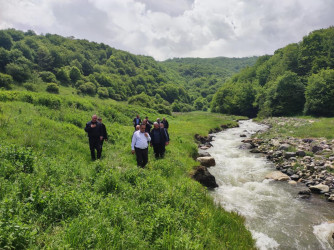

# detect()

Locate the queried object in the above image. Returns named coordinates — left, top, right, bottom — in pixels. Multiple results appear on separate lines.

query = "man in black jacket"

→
left=133, top=114, right=141, bottom=129
left=150, top=122, right=168, bottom=159
left=85, top=115, right=103, bottom=160
left=97, top=117, right=108, bottom=155
left=162, top=117, right=169, bottom=130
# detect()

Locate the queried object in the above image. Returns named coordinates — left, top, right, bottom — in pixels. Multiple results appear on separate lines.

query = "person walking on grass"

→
left=131, top=124, right=151, bottom=168
left=97, top=117, right=108, bottom=155
left=150, top=122, right=168, bottom=159
left=133, top=114, right=141, bottom=129
left=85, top=114, right=103, bottom=160
left=159, top=122, right=170, bottom=156
left=162, top=117, right=169, bottom=130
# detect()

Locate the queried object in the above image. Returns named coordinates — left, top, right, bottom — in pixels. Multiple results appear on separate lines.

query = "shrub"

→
left=97, top=87, right=109, bottom=99
left=39, top=71, right=57, bottom=83
left=23, top=82, right=37, bottom=92
left=0, top=73, right=13, bottom=89
left=46, top=82, right=60, bottom=94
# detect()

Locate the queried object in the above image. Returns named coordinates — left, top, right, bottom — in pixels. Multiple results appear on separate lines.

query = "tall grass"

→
left=0, top=91, right=254, bottom=249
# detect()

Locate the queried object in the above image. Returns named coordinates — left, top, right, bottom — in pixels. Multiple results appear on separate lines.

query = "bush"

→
left=0, top=73, right=13, bottom=89
left=46, top=82, right=60, bottom=94
left=23, top=82, right=37, bottom=92
left=39, top=71, right=57, bottom=83
left=97, top=87, right=109, bottom=99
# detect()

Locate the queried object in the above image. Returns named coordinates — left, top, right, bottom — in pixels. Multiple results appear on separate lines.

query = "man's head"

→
left=156, top=118, right=160, bottom=122
left=92, top=115, right=98, bottom=122
left=142, top=119, right=147, bottom=124
left=136, top=114, right=140, bottom=118
left=136, top=125, right=140, bottom=131
left=163, top=117, right=166, bottom=121
left=160, top=123, right=164, bottom=128
left=153, top=122, right=159, bottom=129
left=139, top=124, right=146, bottom=132
left=97, top=117, right=102, bottom=122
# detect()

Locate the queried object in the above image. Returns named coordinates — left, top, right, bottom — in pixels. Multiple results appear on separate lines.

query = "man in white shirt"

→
left=131, top=124, right=151, bottom=168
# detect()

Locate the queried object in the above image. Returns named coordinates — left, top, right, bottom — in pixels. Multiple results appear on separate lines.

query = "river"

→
left=206, top=120, right=334, bottom=250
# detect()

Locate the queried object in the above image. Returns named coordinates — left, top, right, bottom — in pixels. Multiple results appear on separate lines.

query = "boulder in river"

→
left=265, top=171, right=290, bottom=181
left=309, top=184, right=330, bottom=193
left=198, top=152, right=211, bottom=157
left=196, top=157, right=216, bottom=167
left=298, top=189, right=311, bottom=199
left=192, top=166, right=218, bottom=188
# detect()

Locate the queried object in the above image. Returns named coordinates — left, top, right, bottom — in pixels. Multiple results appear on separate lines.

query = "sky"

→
left=0, top=0, right=333, bottom=61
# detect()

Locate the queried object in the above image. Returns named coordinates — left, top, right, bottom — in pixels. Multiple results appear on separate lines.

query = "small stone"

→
left=309, top=184, right=330, bottom=193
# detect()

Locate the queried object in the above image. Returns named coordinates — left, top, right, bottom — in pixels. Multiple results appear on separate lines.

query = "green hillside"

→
left=211, top=26, right=334, bottom=117
left=0, top=90, right=254, bottom=248
left=161, top=57, right=257, bottom=111
left=0, top=28, right=256, bottom=114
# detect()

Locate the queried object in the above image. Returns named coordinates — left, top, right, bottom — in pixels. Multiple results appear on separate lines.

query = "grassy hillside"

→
left=0, top=29, right=256, bottom=114
left=0, top=90, right=254, bottom=249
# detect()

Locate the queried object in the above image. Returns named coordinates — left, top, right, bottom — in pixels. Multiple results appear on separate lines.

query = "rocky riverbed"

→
left=243, top=117, right=334, bottom=202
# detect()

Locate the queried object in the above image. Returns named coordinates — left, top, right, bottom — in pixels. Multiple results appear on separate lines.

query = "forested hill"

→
left=161, top=57, right=257, bottom=111
left=0, top=28, right=256, bottom=114
left=211, top=26, right=334, bottom=118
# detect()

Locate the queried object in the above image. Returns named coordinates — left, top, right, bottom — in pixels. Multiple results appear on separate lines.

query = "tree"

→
left=304, top=69, right=334, bottom=116
left=266, top=71, right=305, bottom=116
left=0, top=30, right=13, bottom=50
left=0, top=73, right=13, bottom=89
left=69, top=66, right=82, bottom=83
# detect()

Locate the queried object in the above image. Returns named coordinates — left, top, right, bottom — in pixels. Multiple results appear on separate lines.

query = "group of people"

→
left=84, top=114, right=170, bottom=168
left=131, top=115, right=170, bottom=168
left=84, top=115, right=108, bottom=160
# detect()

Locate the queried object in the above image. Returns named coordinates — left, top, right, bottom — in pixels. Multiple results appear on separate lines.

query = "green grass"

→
left=0, top=90, right=255, bottom=249
left=256, top=116, right=334, bottom=139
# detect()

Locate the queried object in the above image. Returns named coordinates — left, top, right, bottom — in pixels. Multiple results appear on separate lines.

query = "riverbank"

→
left=247, top=117, right=334, bottom=201
left=203, top=119, right=334, bottom=249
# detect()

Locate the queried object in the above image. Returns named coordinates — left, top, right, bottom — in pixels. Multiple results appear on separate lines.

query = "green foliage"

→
left=265, top=71, right=305, bottom=116
left=23, top=82, right=37, bottom=92
left=304, top=69, right=334, bottom=116
left=46, top=82, right=60, bottom=94
left=0, top=93, right=254, bottom=249
left=0, top=73, right=13, bottom=89
left=212, top=26, right=334, bottom=118
left=0, top=30, right=13, bottom=50
left=39, top=71, right=57, bottom=83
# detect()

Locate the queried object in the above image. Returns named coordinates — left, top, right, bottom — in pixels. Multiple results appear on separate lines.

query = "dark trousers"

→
left=89, top=137, right=101, bottom=160
left=152, top=143, right=165, bottom=158
left=135, top=147, right=148, bottom=168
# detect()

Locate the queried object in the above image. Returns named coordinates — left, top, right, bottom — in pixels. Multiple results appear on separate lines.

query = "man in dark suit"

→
left=97, top=117, right=108, bottom=155
left=162, top=117, right=169, bottom=130
left=133, top=114, right=141, bottom=129
left=84, top=114, right=103, bottom=160
left=150, top=122, right=168, bottom=159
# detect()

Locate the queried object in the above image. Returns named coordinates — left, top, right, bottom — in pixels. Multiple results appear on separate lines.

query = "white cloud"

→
left=0, top=0, right=333, bottom=60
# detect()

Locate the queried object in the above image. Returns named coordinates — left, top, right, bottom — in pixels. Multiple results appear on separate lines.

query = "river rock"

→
left=312, top=145, right=323, bottom=153
left=198, top=152, right=211, bottom=157
left=250, top=148, right=261, bottom=153
left=196, top=157, right=216, bottom=167
left=279, top=144, right=290, bottom=151
left=265, top=171, right=290, bottom=181
left=239, top=144, right=254, bottom=150
left=240, top=134, right=247, bottom=137
left=290, top=174, right=300, bottom=181
left=298, top=189, right=311, bottom=199
left=328, top=194, right=334, bottom=202
left=309, top=184, right=330, bottom=193
left=288, top=180, right=297, bottom=185
left=192, top=166, right=218, bottom=188
left=296, top=150, right=306, bottom=157
left=285, top=152, right=297, bottom=159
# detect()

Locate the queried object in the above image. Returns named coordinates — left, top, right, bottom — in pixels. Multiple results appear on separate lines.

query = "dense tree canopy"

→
left=212, top=26, right=334, bottom=117
left=0, top=28, right=256, bottom=113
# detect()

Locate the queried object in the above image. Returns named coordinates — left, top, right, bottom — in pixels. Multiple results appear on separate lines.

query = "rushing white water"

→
left=206, top=120, right=334, bottom=250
